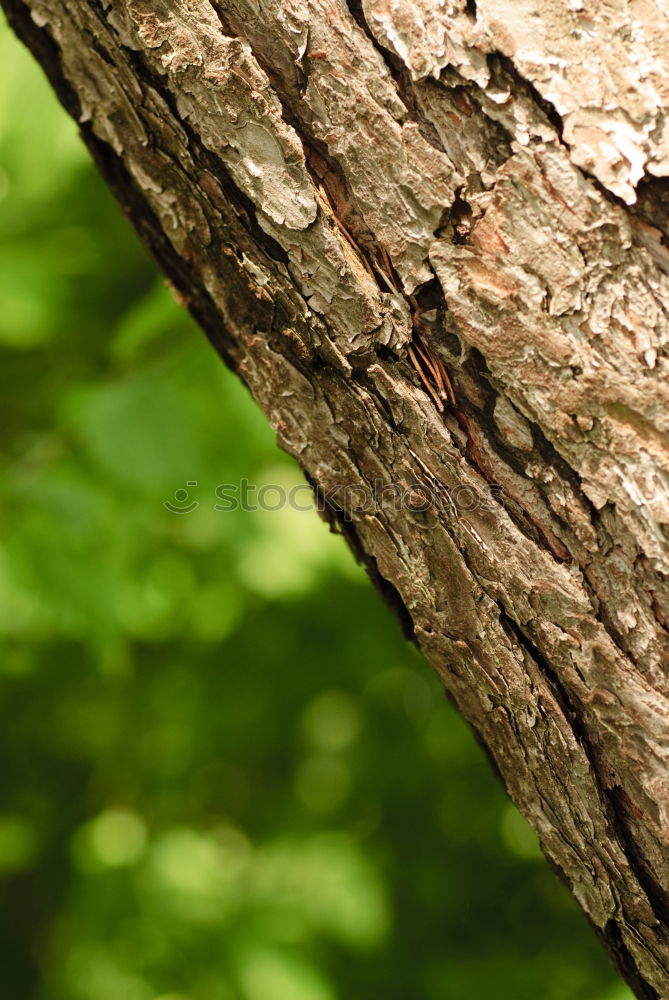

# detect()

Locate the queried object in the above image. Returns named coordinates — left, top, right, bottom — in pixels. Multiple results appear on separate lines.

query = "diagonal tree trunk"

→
left=3, top=0, right=669, bottom=994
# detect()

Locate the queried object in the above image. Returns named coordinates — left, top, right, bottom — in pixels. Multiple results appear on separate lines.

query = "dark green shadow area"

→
left=0, top=18, right=631, bottom=1000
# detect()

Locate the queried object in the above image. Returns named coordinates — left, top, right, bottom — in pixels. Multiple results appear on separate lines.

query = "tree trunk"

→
left=4, top=0, right=669, bottom=993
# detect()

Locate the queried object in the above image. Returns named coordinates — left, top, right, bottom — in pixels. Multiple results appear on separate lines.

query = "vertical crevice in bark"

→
left=602, top=921, right=661, bottom=1000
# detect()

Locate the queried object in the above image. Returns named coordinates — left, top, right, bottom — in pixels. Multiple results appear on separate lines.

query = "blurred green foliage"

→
left=0, top=18, right=631, bottom=1000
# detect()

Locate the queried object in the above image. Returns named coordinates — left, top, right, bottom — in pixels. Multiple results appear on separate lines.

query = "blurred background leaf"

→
left=0, top=15, right=631, bottom=1000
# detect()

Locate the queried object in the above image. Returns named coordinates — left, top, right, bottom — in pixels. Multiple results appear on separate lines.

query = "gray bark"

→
left=3, top=0, right=669, bottom=994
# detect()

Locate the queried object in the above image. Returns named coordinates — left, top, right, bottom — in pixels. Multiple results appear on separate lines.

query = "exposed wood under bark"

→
left=3, top=1, right=669, bottom=994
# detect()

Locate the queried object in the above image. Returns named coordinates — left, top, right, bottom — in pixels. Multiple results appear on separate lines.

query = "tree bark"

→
left=4, top=0, right=669, bottom=994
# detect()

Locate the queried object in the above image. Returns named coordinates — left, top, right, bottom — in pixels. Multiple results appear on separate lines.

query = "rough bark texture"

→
left=4, top=0, right=669, bottom=994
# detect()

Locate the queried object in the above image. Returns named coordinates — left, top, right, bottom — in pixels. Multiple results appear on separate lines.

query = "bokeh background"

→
left=0, top=17, right=633, bottom=1000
